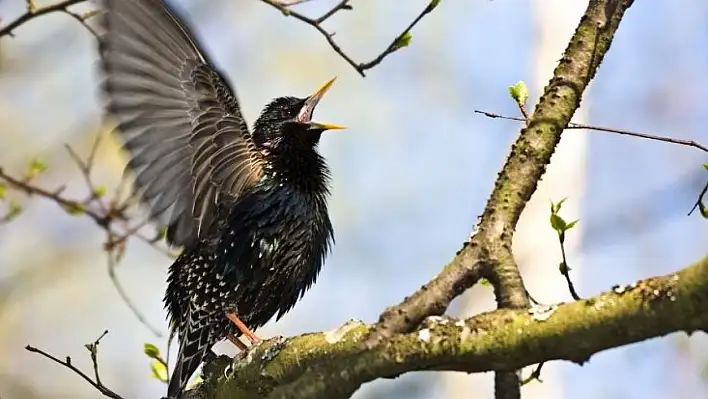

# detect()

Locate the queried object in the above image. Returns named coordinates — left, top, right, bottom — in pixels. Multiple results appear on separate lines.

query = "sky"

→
left=0, top=0, right=706, bottom=398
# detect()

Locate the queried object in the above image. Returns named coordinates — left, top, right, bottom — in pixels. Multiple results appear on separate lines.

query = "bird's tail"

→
left=167, top=309, right=215, bottom=399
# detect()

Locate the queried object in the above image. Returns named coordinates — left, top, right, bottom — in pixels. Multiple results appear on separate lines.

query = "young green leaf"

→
left=393, top=32, right=413, bottom=50
left=93, top=185, right=107, bottom=198
left=550, top=213, right=567, bottom=232
left=150, top=360, right=168, bottom=383
left=62, top=203, right=86, bottom=216
left=143, top=343, right=161, bottom=359
left=508, top=81, right=529, bottom=105
left=550, top=197, right=568, bottom=214
left=26, top=158, right=48, bottom=179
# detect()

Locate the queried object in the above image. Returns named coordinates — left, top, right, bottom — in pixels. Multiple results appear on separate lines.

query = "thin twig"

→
left=688, top=180, right=708, bottom=217
left=474, top=110, right=708, bottom=153
left=0, top=165, right=162, bottom=253
left=557, top=233, right=581, bottom=300
left=260, top=0, right=438, bottom=76
left=26, top=332, right=125, bottom=399
left=476, top=109, right=708, bottom=218
left=1, top=147, right=170, bottom=335
left=260, top=0, right=361, bottom=74
left=524, top=289, right=540, bottom=305
left=358, top=1, right=439, bottom=72
left=517, top=105, right=530, bottom=124
left=107, top=241, right=165, bottom=337
left=0, top=167, right=109, bottom=226
left=274, top=0, right=317, bottom=6
left=520, top=362, right=544, bottom=386
left=0, top=0, right=88, bottom=38
left=2, top=157, right=171, bottom=257
left=106, top=219, right=157, bottom=248
left=84, top=330, right=109, bottom=386
left=316, top=0, right=353, bottom=24
left=61, top=8, right=100, bottom=38
left=65, top=142, right=107, bottom=213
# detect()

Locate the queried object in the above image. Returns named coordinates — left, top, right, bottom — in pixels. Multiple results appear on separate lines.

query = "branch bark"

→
left=187, top=256, right=708, bottom=399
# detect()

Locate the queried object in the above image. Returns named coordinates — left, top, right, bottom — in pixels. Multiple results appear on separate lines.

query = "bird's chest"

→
left=217, top=185, right=331, bottom=294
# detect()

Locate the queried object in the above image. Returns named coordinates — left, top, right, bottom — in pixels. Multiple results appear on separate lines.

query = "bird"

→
left=97, top=0, right=343, bottom=397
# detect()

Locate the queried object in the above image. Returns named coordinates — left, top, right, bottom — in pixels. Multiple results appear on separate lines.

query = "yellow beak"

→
left=310, top=77, right=337, bottom=100
left=302, top=77, right=346, bottom=131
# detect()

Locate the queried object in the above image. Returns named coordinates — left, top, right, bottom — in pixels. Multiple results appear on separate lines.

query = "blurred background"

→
left=0, top=0, right=706, bottom=398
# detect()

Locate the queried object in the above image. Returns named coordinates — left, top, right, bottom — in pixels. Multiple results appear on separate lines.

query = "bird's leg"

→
left=225, top=312, right=261, bottom=345
left=226, top=334, right=249, bottom=351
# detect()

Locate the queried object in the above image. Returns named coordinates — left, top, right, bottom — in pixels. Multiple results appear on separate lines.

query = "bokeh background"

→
left=0, top=0, right=706, bottom=398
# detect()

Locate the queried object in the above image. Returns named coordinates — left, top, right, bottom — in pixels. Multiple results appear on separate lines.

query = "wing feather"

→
left=99, top=0, right=263, bottom=246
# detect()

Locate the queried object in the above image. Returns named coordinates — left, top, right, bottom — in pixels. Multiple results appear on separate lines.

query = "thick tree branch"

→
left=187, top=256, right=708, bottom=399
left=359, top=1, right=636, bottom=396
left=364, top=0, right=637, bottom=346
left=486, top=1, right=637, bottom=394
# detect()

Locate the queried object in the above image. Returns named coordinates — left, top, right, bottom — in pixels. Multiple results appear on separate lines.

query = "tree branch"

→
left=0, top=148, right=170, bottom=337
left=259, top=0, right=439, bottom=76
left=190, top=256, right=708, bottom=399
left=473, top=110, right=708, bottom=153
left=476, top=108, right=708, bottom=221
left=358, top=1, right=637, bottom=396
left=0, top=0, right=88, bottom=38
left=363, top=0, right=637, bottom=348
left=25, top=330, right=125, bottom=399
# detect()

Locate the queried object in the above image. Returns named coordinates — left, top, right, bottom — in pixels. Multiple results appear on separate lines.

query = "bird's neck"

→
left=262, top=144, right=331, bottom=196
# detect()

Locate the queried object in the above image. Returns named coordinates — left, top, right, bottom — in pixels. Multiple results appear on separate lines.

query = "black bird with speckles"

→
left=97, top=1, right=342, bottom=397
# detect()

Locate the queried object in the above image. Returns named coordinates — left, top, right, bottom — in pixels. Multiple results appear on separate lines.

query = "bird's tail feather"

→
left=167, top=308, right=215, bottom=399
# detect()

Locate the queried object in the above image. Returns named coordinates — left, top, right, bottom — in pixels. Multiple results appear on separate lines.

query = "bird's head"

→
left=254, top=78, right=344, bottom=149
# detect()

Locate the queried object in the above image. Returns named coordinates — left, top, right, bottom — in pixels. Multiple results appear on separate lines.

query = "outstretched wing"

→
left=99, top=0, right=263, bottom=247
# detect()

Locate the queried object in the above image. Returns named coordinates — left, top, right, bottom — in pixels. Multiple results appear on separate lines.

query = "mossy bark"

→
left=185, top=257, right=708, bottom=399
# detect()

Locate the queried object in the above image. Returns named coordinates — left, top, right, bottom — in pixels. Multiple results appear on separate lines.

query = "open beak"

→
left=299, top=77, right=346, bottom=131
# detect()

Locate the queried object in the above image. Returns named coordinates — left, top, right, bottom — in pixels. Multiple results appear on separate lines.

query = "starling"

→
left=98, top=1, right=342, bottom=397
